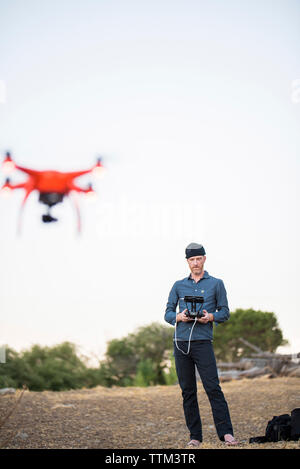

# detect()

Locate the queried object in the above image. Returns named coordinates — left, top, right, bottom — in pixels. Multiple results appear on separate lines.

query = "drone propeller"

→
left=85, top=182, right=97, bottom=201
left=2, top=152, right=16, bottom=174
left=0, top=178, right=12, bottom=197
left=92, top=155, right=105, bottom=178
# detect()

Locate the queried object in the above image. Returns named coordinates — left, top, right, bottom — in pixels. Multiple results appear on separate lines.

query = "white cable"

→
left=174, top=315, right=198, bottom=355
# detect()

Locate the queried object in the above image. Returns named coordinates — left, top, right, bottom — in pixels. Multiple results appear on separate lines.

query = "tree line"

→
left=0, top=309, right=287, bottom=391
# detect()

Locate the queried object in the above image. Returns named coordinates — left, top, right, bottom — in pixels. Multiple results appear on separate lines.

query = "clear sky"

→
left=0, top=0, right=299, bottom=364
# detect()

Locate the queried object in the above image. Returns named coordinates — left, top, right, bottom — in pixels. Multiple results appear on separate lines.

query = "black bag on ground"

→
left=249, top=408, right=300, bottom=443
left=249, top=413, right=293, bottom=443
left=291, top=408, right=300, bottom=441
left=265, top=414, right=291, bottom=442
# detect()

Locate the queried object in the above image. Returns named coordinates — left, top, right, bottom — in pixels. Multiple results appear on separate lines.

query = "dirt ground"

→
left=0, top=376, right=300, bottom=450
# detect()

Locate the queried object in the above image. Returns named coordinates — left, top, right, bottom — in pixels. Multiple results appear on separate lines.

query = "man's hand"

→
left=198, top=310, right=214, bottom=323
left=177, top=309, right=214, bottom=323
left=176, top=309, right=191, bottom=322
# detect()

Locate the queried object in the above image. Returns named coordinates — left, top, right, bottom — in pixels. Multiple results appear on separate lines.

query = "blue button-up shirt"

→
left=164, top=271, right=230, bottom=341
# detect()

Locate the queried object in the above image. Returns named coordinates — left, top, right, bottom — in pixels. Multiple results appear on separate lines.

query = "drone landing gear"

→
left=42, top=210, right=58, bottom=223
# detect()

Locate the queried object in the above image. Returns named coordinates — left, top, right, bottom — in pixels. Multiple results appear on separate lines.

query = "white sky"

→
left=0, top=0, right=299, bottom=364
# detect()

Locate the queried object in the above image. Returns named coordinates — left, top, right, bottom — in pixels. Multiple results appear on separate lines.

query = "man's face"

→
left=187, top=255, right=206, bottom=275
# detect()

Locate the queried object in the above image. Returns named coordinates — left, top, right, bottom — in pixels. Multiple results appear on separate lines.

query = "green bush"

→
left=213, top=308, right=288, bottom=362
left=133, top=359, right=157, bottom=387
left=0, top=342, right=104, bottom=391
left=99, top=322, right=174, bottom=387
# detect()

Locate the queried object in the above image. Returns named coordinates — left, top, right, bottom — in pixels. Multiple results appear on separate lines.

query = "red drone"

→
left=1, top=152, right=104, bottom=234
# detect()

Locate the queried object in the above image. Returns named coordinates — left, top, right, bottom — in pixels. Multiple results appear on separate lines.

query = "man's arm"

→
left=164, top=282, right=179, bottom=326
left=213, top=279, right=230, bottom=323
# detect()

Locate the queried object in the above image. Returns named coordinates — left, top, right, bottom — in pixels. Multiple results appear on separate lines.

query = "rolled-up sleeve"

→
left=164, top=282, right=179, bottom=326
left=213, top=279, right=230, bottom=324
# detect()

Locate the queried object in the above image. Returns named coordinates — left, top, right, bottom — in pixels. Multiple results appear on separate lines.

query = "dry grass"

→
left=0, top=376, right=299, bottom=449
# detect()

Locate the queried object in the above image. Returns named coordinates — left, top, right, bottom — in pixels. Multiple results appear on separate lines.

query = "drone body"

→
left=1, top=152, right=104, bottom=233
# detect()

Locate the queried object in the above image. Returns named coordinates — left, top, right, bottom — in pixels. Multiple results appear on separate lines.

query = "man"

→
left=164, top=243, right=238, bottom=447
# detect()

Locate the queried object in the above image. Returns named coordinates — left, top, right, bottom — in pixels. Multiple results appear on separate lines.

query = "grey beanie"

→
left=185, top=242, right=206, bottom=259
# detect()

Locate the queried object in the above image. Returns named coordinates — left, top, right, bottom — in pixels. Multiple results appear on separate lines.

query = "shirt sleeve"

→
left=164, top=282, right=179, bottom=326
left=213, top=279, right=230, bottom=324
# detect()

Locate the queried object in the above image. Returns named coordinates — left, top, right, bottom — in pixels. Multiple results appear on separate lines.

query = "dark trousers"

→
left=174, top=340, right=233, bottom=441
